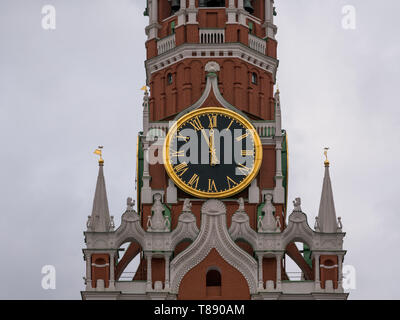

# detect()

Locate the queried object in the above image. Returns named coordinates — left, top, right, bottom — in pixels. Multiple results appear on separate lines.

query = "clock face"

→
left=164, top=107, right=262, bottom=198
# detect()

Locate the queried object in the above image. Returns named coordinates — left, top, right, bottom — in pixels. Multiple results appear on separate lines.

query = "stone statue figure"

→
left=258, top=194, right=280, bottom=233
left=337, top=217, right=343, bottom=232
left=314, top=217, right=321, bottom=232
left=86, top=216, right=92, bottom=229
left=147, top=193, right=170, bottom=232
left=237, top=197, right=245, bottom=212
left=182, top=198, right=192, bottom=212
left=127, top=197, right=135, bottom=211
left=293, top=197, right=302, bottom=212
left=110, top=216, right=115, bottom=230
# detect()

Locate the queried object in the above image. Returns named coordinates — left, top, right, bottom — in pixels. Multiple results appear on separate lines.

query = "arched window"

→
left=206, top=269, right=221, bottom=287
left=206, top=268, right=222, bottom=296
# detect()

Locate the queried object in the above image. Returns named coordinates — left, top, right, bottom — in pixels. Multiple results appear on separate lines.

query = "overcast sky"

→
left=0, top=0, right=399, bottom=299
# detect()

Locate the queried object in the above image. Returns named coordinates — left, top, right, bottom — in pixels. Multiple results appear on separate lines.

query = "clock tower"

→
left=82, top=0, right=348, bottom=300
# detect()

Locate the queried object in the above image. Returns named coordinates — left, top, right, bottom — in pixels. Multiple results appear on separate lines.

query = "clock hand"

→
left=201, top=129, right=210, bottom=147
left=209, top=129, right=219, bottom=166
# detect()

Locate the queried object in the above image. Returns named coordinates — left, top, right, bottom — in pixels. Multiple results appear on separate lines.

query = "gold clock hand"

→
left=201, top=129, right=210, bottom=147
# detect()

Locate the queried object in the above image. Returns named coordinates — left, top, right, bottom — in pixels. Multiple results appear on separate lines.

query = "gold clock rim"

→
left=163, top=107, right=263, bottom=199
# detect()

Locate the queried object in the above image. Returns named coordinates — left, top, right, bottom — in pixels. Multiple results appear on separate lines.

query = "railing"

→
left=157, top=34, right=176, bottom=55
left=200, top=28, right=225, bottom=44
left=248, top=34, right=266, bottom=55
left=253, top=122, right=275, bottom=137
left=148, top=122, right=170, bottom=136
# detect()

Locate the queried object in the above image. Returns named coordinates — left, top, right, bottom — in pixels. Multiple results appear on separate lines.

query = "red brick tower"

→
left=82, top=1, right=348, bottom=300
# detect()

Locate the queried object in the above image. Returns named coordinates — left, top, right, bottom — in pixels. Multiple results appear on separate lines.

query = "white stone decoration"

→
left=147, top=193, right=170, bottom=232
left=258, top=194, right=280, bottom=233
left=205, top=61, right=221, bottom=73
left=169, top=199, right=258, bottom=295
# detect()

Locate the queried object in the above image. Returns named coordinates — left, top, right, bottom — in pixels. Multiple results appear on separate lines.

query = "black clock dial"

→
left=164, top=108, right=262, bottom=198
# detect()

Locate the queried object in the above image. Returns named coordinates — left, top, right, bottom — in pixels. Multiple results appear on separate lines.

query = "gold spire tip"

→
left=94, top=146, right=104, bottom=164
left=324, top=147, right=330, bottom=167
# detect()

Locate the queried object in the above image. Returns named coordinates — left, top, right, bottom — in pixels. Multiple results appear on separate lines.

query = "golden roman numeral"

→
left=208, top=114, right=217, bottom=129
left=176, top=134, right=189, bottom=141
left=236, top=131, right=250, bottom=142
left=227, top=176, right=238, bottom=189
left=171, top=149, right=184, bottom=157
left=237, top=163, right=252, bottom=176
left=188, top=174, right=200, bottom=189
left=241, top=150, right=254, bottom=157
left=174, top=162, right=188, bottom=177
left=226, top=119, right=234, bottom=131
left=208, top=179, right=218, bottom=192
left=189, top=116, right=203, bottom=131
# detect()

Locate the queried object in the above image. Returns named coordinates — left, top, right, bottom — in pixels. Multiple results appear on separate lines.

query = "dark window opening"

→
left=206, top=270, right=221, bottom=287
left=167, top=73, right=173, bottom=85
left=251, top=72, right=258, bottom=85
left=171, top=0, right=180, bottom=14
left=199, top=0, right=226, bottom=7
left=244, top=0, right=254, bottom=14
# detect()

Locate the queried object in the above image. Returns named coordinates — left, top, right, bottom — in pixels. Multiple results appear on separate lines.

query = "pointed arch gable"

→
left=170, top=200, right=258, bottom=294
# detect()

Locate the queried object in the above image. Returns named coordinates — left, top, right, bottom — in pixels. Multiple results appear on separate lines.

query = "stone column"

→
left=227, top=0, right=237, bottom=24
left=85, top=252, right=92, bottom=289
left=177, top=0, right=187, bottom=26
left=273, top=139, right=285, bottom=204
left=109, top=252, right=115, bottom=290
left=150, top=0, right=158, bottom=24
left=257, top=254, right=264, bottom=290
left=146, top=253, right=152, bottom=291
left=265, top=0, right=272, bottom=22
left=187, top=0, right=198, bottom=25
left=141, top=143, right=153, bottom=204
left=164, top=254, right=170, bottom=290
left=315, top=254, right=321, bottom=290
left=276, top=254, right=282, bottom=290
left=337, top=254, right=343, bottom=291
left=238, top=0, right=246, bottom=25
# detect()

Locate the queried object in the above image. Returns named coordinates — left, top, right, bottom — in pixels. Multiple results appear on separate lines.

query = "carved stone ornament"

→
left=147, top=193, right=170, bottom=232
left=205, top=61, right=220, bottom=73
left=258, top=194, right=280, bottom=233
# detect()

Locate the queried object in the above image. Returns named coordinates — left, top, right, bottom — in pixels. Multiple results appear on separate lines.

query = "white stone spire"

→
left=317, top=159, right=338, bottom=233
left=87, top=160, right=112, bottom=232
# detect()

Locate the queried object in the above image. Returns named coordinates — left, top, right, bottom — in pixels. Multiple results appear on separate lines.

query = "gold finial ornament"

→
left=94, top=146, right=104, bottom=164
left=324, top=147, right=330, bottom=167
left=141, top=85, right=148, bottom=94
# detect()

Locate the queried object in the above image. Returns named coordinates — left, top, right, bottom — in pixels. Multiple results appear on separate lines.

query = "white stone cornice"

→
left=145, top=43, right=279, bottom=82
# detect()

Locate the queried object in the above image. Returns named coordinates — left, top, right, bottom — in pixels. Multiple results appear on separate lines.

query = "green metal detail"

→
left=303, top=244, right=312, bottom=268
left=256, top=203, right=265, bottom=231
left=171, top=21, right=176, bottom=34
left=162, top=204, right=172, bottom=231
left=143, top=0, right=149, bottom=16
left=248, top=22, right=254, bottom=34
left=281, top=130, right=289, bottom=216
left=137, top=133, right=144, bottom=214
left=273, top=7, right=277, bottom=16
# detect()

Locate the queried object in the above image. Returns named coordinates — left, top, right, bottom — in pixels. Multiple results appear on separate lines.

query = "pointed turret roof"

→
left=317, top=160, right=338, bottom=233
left=89, top=160, right=111, bottom=232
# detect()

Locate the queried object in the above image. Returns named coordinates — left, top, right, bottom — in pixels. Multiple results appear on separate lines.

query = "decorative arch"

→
left=170, top=200, right=258, bottom=294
